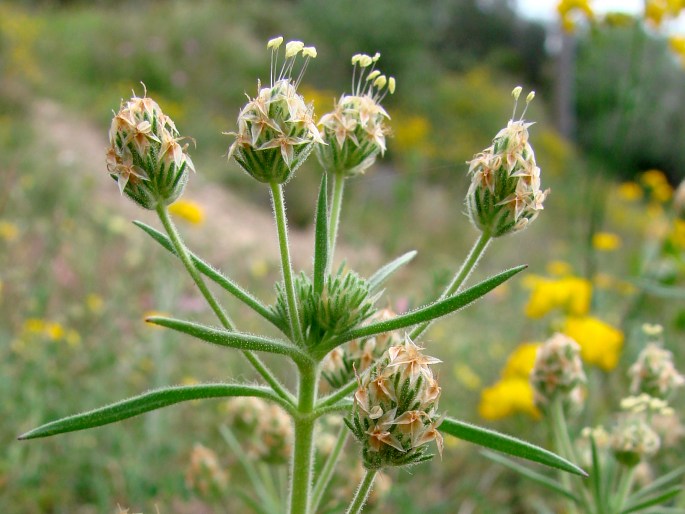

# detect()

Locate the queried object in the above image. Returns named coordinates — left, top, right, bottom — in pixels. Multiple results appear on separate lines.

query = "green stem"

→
left=346, top=469, right=377, bottom=514
left=289, top=363, right=319, bottom=514
left=156, top=204, right=293, bottom=405
left=410, top=231, right=491, bottom=340
left=327, top=172, right=345, bottom=271
left=270, top=183, right=304, bottom=344
left=612, top=465, right=635, bottom=513
left=311, top=424, right=350, bottom=512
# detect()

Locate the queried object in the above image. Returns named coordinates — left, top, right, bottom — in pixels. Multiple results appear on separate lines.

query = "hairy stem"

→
left=410, top=231, right=491, bottom=340
left=311, top=424, right=350, bottom=512
left=289, top=363, right=319, bottom=514
left=327, top=172, right=345, bottom=272
left=270, top=182, right=304, bottom=344
left=346, top=469, right=377, bottom=514
left=156, top=204, right=293, bottom=404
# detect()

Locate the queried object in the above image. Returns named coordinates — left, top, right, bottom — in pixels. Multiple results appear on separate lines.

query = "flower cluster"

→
left=322, top=308, right=403, bottom=388
left=465, top=87, right=548, bottom=237
left=610, top=417, right=661, bottom=467
left=524, top=274, right=592, bottom=319
left=185, top=443, right=228, bottom=498
left=563, top=315, right=624, bottom=371
left=107, top=87, right=194, bottom=209
left=347, top=338, right=443, bottom=470
left=316, top=52, right=394, bottom=177
left=225, top=397, right=292, bottom=464
left=629, top=330, right=684, bottom=400
left=227, top=37, right=323, bottom=184
left=530, top=333, right=587, bottom=412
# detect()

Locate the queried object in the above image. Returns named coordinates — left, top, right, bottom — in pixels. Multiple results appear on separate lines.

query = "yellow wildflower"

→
left=478, top=378, right=540, bottom=420
left=557, top=0, right=594, bottom=32
left=46, top=322, right=65, bottom=341
left=640, top=169, right=669, bottom=188
left=617, top=182, right=643, bottom=202
left=86, top=293, right=104, bottom=314
left=502, top=342, right=540, bottom=380
left=546, top=260, right=573, bottom=277
left=23, top=318, right=46, bottom=334
left=669, top=219, right=685, bottom=248
left=0, top=221, right=19, bottom=242
left=169, top=199, right=205, bottom=224
left=563, top=316, right=624, bottom=371
left=524, top=275, right=592, bottom=319
left=65, top=329, right=81, bottom=347
left=593, top=232, right=621, bottom=251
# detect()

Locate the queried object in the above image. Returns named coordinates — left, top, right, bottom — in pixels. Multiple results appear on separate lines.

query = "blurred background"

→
left=1, top=0, right=685, bottom=512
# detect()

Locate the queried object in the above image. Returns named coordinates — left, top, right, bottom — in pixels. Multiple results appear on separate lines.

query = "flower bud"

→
left=629, top=341, right=684, bottom=400
left=346, top=337, right=443, bottom=470
left=107, top=88, right=194, bottom=209
left=530, top=333, right=586, bottom=412
left=465, top=88, right=548, bottom=237
left=226, top=38, right=322, bottom=184
left=611, top=417, right=660, bottom=467
left=316, top=53, right=393, bottom=178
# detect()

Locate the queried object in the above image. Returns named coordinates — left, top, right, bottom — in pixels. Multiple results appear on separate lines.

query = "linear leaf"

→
left=314, top=173, right=328, bottom=295
left=19, top=384, right=288, bottom=440
left=440, top=417, right=586, bottom=476
left=146, top=316, right=306, bottom=362
left=321, top=265, right=526, bottom=355
left=481, top=450, right=579, bottom=502
left=631, top=279, right=685, bottom=300
left=133, top=220, right=283, bottom=330
left=590, top=434, right=607, bottom=512
left=622, top=487, right=683, bottom=514
left=627, top=466, right=685, bottom=503
left=368, top=250, right=418, bottom=292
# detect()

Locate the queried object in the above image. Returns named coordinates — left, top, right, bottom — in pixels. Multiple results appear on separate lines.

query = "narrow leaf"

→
left=368, top=250, right=418, bottom=292
left=147, top=316, right=306, bottom=362
left=627, top=466, right=685, bottom=503
left=622, top=487, right=683, bottom=514
left=133, top=220, right=283, bottom=330
left=322, top=265, right=526, bottom=355
left=314, top=173, right=328, bottom=295
left=631, top=279, right=685, bottom=300
left=482, top=450, right=578, bottom=502
left=19, top=384, right=287, bottom=440
left=440, top=417, right=587, bottom=476
left=590, top=434, right=606, bottom=512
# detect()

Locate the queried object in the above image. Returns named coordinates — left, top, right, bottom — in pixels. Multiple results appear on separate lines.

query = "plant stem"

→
left=327, top=172, right=345, bottom=271
left=612, top=465, right=635, bottom=513
left=346, top=469, right=377, bottom=514
left=289, top=362, right=319, bottom=514
left=311, top=424, right=349, bottom=512
left=270, top=183, right=304, bottom=344
left=156, top=204, right=293, bottom=404
left=410, top=231, right=491, bottom=340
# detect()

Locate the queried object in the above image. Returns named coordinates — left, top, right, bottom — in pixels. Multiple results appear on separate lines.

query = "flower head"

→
left=465, top=87, right=549, bottom=237
left=316, top=52, right=394, bottom=177
left=226, top=37, right=322, bottom=184
left=530, top=333, right=587, bottom=412
left=611, top=416, right=660, bottom=467
left=107, top=85, right=194, bottom=209
left=346, top=336, right=443, bottom=469
left=629, top=328, right=684, bottom=400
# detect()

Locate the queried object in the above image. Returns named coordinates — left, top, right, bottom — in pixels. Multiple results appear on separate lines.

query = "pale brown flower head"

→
left=107, top=85, right=194, bottom=209
left=316, top=52, right=394, bottom=178
left=530, top=333, right=586, bottom=411
left=611, top=416, right=661, bottom=467
left=346, top=335, right=443, bottom=470
left=466, top=87, right=549, bottom=237
left=185, top=443, right=228, bottom=498
left=629, top=342, right=684, bottom=400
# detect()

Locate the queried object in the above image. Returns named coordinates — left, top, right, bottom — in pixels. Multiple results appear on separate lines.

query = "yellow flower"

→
left=502, top=342, right=541, bottom=380
left=86, top=293, right=104, bottom=314
left=562, top=316, right=624, bottom=371
left=546, top=260, right=573, bottom=276
left=169, top=199, right=205, bottom=224
left=0, top=220, right=19, bottom=241
left=46, top=322, right=65, bottom=341
left=640, top=169, right=669, bottom=188
left=669, top=219, right=685, bottom=248
left=23, top=318, right=46, bottom=334
left=524, top=275, right=592, bottom=319
left=478, top=378, right=540, bottom=420
left=617, top=182, right=643, bottom=202
left=593, top=232, right=621, bottom=251
left=557, top=0, right=594, bottom=32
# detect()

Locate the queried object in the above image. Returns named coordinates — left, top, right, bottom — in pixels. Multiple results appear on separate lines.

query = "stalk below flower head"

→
left=346, top=336, right=443, bottom=470
left=466, top=87, right=549, bottom=237
left=107, top=85, right=195, bottom=209
left=316, top=52, right=395, bottom=178
left=226, top=37, right=323, bottom=184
